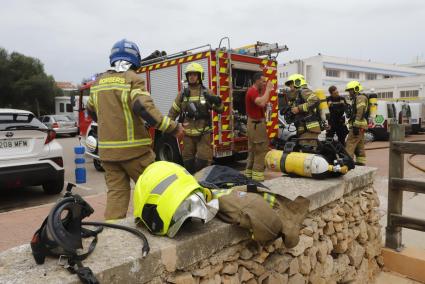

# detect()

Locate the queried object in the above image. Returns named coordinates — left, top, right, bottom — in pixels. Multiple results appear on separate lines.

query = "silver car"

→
left=39, top=115, right=78, bottom=136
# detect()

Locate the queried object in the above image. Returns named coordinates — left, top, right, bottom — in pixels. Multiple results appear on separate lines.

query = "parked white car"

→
left=0, top=109, right=64, bottom=194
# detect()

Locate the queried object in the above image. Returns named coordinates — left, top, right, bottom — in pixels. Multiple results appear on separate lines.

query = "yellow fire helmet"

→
left=133, top=161, right=218, bottom=237
left=345, top=80, right=363, bottom=93
left=284, top=73, right=307, bottom=88
left=185, top=62, right=204, bottom=81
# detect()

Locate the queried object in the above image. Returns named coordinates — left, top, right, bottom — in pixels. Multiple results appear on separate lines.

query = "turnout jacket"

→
left=87, top=70, right=177, bottom=161
left=349, top=94, right=368, bottom=130
left=288, top=87, right=321, bottom=132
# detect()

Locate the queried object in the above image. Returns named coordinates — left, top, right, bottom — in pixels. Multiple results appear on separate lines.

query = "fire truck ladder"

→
left=216, top=37, right=233, bottom=146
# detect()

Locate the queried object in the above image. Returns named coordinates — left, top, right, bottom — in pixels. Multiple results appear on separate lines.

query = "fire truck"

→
left=78, top=38, right=286, bottom=165
left=77, top=81, right=94, bottom=136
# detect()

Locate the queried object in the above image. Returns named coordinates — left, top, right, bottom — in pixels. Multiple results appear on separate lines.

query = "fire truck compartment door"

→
left=149, top=66, right=179, bottom=115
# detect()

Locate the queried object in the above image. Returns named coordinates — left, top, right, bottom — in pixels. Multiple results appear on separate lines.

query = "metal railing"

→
left=385, top=124, right=425, bottom=250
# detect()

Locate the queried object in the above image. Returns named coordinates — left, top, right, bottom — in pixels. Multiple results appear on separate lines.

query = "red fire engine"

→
left=77, top=81, right=94, bottom=136
left=78, top=38, right=286, bottom=164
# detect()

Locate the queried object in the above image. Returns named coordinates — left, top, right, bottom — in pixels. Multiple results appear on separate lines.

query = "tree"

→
left=0, top=47, right=63, bottom=115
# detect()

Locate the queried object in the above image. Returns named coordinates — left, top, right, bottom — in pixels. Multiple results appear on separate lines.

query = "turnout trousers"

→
left=102, top=150, right=155, bottom=220
left=182, top=133, right=213, bottom=174
left=345, top=129, right=366, bottom=165
left=245, top=118, right=269, bottom=182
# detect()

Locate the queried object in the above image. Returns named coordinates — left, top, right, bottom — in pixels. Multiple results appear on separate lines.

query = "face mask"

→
left=110, top=60, right=132, bottom=72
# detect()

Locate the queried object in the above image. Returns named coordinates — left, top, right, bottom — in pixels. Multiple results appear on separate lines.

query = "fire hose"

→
left=366, top=139, right=425, bottom=173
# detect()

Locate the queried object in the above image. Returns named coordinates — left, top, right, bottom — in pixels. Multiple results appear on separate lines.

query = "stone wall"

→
left=0, top=167, right=381, bottom=284
left=158, top=186, right=383, bottom=284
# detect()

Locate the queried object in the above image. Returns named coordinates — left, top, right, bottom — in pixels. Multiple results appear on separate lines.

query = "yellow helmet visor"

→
left=167, top=192, right=218, bottom=237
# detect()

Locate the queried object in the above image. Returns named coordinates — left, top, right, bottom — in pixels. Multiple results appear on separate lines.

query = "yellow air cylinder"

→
left=315, top=89, right=330, bottom=121
left=368, top=93, right=378, bottom=120
left=265, top=150, right=331, bottom=179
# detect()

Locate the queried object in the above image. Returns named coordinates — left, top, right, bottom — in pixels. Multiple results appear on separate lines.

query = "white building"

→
left=277, top=55, right=425, bottom=99
left=358, top=75, right=425, bottom=102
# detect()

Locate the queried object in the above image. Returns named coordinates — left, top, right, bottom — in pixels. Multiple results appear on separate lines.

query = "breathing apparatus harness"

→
left=179, top=84, right=220, bottom=136
left=280, top=88, right=324, bottom=130
left=30, top=183, right=150, bottom=284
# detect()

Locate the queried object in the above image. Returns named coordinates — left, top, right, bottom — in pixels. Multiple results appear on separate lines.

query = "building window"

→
left=326, top=69, right=340, bottom=77
left=400, top=90, right=419, bottom=98
left=347, top=71, right=359, bottom=79
left=383, top=75, right=392, bottom=79
left=59, top=103, right=64, bottom=112
left=66, top=103, right=73, bottom=112
left=376, top=92, right=393, bottom=99
left=366, top=73, right=377, bottom=80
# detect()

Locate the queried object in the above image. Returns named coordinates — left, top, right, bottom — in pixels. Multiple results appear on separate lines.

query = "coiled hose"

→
left=366, top=139, right=425, bottom=173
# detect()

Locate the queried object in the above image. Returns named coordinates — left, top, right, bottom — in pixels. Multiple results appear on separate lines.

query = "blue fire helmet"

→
left=109, top=39, right=141, bottom=68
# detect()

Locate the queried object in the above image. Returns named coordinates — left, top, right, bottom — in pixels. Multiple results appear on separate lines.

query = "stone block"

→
left=221, top=262, right=238, bottom=275
left=222, top=274, right=240, bottom=284
left=288, top=273, right=306, bottom=284
left=238, top=266, right=254, bottom=282
left=333, top=239, right=348, bottom=254
left=237, top=260, right=266, bottom=277
left=264, top=253, right=292, bottom=274
left=240, top=248, right=253, bottom=260
left=347, top=240, right=365, bottom=268
left=170, top=272, right=195, bottom=284
left=323, top=222, right=335, bottom=235
left=298, top=255, right=311, bottom=275
left=261, top=272, right=288, bottom=284
left=289, top=256, right=300, bottom=275
left=253, top=250, right=270, bottom=263
left=288, top=235, right=313, bottom=257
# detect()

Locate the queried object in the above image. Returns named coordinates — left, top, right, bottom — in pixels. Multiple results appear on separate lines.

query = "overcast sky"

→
left=1, top=0, right=424, bottom=84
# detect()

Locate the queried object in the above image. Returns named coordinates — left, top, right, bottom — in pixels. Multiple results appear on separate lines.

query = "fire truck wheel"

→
left=154, top=134, right=181, bottom=164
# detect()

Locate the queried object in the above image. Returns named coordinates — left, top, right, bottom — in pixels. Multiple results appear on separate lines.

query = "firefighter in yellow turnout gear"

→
left=284, top=74, right=321, bottom=147
left=345, top=81, right=368, bottom=165
left=168, top=62, right=223, bottom=174
left=87, top=39, right=184, bottom=221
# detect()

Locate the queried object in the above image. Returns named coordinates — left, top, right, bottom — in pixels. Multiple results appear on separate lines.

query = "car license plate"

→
left=0, top=139, right=29, bottom=149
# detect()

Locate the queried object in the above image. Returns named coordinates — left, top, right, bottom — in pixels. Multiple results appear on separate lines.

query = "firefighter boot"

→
left=183, top=158, right=196, bottom=174
left=279, top=196, right=310, bottom=248
left=194, top=158, right=209, bottom=174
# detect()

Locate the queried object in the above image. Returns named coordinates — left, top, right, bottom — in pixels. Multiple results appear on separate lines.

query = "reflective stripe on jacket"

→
left=87, top=70, right=177, bottom=161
